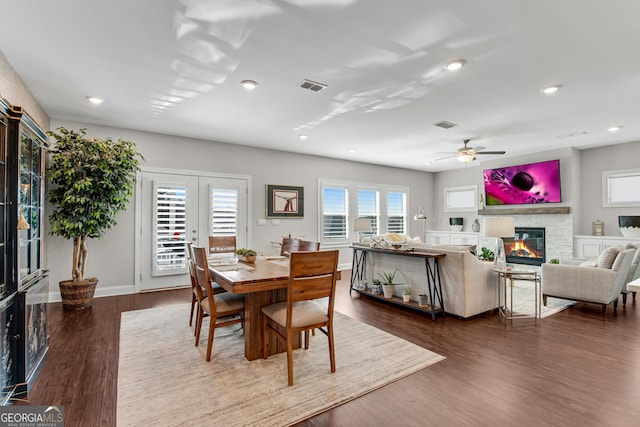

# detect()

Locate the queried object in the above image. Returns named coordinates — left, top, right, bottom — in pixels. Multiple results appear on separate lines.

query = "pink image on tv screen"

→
left=483, top=159, right=561, bottom=205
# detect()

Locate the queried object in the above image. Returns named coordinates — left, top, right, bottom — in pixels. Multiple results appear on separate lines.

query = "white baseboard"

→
left=48, top=284, right=136, bottom=303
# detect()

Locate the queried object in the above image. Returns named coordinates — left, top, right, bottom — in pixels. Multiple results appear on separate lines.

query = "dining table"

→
left=208, top=256, right=301, bottom=361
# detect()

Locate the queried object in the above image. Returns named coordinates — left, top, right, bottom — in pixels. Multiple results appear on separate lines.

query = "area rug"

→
left=508, top=279, right=577, bottom=318
left=117, top=304, right=445, bottom=426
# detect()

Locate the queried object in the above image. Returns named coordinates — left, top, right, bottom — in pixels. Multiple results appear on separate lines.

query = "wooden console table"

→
left=349, top=245, right=446, bottom=320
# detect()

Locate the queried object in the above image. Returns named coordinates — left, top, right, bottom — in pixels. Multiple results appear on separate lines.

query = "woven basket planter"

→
left=59, top=278, right=98, bottom=310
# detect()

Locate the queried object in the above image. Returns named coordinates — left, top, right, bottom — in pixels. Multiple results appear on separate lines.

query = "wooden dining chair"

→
left=261, top=249, right=339, bottom=386
left=280, top=236, right=300, bottom=257
left=298, top=240, right=320, bottom=251
left=208, top=235, right=237, bottom=257
left=187, top=243, right=226, bottom=328
left=192, top=245, right=245, bottom=361
left=186, top=243, right=200, bottom=328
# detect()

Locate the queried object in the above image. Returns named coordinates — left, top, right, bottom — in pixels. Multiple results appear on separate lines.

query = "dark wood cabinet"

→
left=0, top=99, right=48, bottom=405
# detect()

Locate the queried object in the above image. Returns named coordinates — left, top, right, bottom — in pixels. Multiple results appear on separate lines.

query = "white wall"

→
left=0, top=51, right=49, bottom=130
left=46, top=120, right=435, bottom=299
left=578, top=139, right=640, bottom=235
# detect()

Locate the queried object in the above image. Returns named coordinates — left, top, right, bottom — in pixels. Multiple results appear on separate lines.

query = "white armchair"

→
left=621, top=247, right=640, bottom=305
left=541, top=247, right=635, bottom=318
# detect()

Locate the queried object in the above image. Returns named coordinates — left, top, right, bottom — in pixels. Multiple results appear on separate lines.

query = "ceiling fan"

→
left=433, top=139, right=506, bottom=163
left=456, top=139, right=505, bottom=163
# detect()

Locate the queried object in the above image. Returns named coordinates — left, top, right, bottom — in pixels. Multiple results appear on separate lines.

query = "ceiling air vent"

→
left=299, top=79, right=327, bottom=92
left=433, top=120, right=457, bottom=129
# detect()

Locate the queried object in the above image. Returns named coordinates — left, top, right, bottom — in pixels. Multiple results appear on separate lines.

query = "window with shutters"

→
left=153, top=182, right=187, bottom=274
left=210, top=187, right=239, bottom=236
left=357, top=189, right=379, bottom=237
left=319, top=179, right=408, bottom=244
left=387, top=191, right=407, bottom=234
left=321, top=186, right=348, bottom=241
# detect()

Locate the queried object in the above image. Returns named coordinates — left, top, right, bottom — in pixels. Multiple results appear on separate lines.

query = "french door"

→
left=136, top=170, right=249, bottom=291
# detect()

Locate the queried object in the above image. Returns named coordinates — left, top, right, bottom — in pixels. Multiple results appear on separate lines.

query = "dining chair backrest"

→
left=280, top=236, right=300, bottom=257
left=186, top=243, right=199, bottom=293
left=288, top=250, right=339, bottom=310
left=186, top=242, right=199, bottom=326
left=297, top=240, right=320, bottom=252
left=192, top=245, right=218, bottom=317
left=208, top=236, right=237, bottom=256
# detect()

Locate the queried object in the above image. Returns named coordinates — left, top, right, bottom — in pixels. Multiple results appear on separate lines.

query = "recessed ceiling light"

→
left=445, top=59, right=466, bottom=71
left=542, top=84, right=562, bottom=94
left=608, top=125, right=623, bottom=132
left=87, top=96, right=103, bottom=104
left=241, top=80, right=258, bottom=90
left=298, top=134, right=309, bottom=140
left=347, top=147, right=357, bottom=153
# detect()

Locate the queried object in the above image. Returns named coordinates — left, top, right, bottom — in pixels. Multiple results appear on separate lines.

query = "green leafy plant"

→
left=376, top=270, right=398, bottom=285
left=236, top=248, right=257, bottom=256
left=47, top=127, right=143, bottom=282
left=402, top=286, right=412, bottom=295
left=549, top=258, right=560, bottom=264
left=478, top=247, right=495, bottom=261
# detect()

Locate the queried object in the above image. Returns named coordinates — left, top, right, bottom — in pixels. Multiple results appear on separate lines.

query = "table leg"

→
left=243, top=289, right=301, bottom=361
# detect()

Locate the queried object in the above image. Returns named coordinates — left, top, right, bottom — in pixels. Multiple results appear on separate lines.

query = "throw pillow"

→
left=596, top=245, right=623, bottom=269
left=579, top=259, right=597, bottom=268
left=386, top=233, right=405, bottom=243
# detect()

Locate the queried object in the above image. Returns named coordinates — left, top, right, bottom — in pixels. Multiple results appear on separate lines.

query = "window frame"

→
left=602, top=168, right=640, bottom=207
left=443, top=185, right=478, bottom=212
left=319, top=178, right=409, bottom=245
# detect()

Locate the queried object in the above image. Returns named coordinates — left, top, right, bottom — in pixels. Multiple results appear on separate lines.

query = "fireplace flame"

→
left=506, top=240, right=540, bottom=258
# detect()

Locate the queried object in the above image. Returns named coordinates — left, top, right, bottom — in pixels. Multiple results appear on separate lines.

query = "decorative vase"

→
left=371, top=283, right=382, bottom=295
left=449, top=217, right=463, bottom=231
left=382, top=284, right=394, bottom=299
left=402, top=294, right=411, bottom=303
left=59, top=278, right=98, bottom=310
left=619, top=216, right=640, bottom=237
left=472, top=218, right=480, bottom=232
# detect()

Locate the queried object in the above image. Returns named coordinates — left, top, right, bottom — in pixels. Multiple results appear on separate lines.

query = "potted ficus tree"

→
left=47, top=127, right=143, bottom=310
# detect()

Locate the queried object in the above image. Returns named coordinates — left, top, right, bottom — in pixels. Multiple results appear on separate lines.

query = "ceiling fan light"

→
left=457, top=153, right=475, bottom=163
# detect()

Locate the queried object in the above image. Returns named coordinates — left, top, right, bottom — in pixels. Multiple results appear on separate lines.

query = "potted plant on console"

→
left=402, top=286, right=412, bottom=303
left=377, top=270, right=398, bottom=299
left=47, top=127, right=143, bottom=310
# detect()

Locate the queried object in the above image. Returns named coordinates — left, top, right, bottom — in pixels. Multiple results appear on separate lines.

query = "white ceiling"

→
left=2, top=0, right=639, bottom=172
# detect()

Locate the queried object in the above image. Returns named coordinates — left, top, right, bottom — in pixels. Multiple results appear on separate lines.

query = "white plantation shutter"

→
left=210, top=186, right=238, bottom=236
left=152, top=182, right=188, bottom=275
left=357, top=189, right=379, bottom=237
left=322, top=186, right=348, bottom=240
left=387, top=191, right=407, bottom=234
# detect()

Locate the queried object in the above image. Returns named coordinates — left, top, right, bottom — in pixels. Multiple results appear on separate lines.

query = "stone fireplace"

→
left=479, top=206, right=573, bottom=269
left=504, top=227, right=546, bottom=266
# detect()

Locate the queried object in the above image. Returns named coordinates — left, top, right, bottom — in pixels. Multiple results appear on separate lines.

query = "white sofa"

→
left=357, top=237, right=498, bottom=318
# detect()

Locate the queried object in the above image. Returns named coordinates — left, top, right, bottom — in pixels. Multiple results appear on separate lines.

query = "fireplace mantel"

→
left=478, top=206, right=571, bottom=216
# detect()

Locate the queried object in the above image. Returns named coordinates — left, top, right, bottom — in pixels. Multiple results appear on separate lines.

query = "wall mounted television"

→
left=483, top=159, right=562, bottom=205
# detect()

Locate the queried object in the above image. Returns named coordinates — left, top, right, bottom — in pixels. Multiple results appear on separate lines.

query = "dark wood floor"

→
left=18, top=274, right=640, bottom=426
